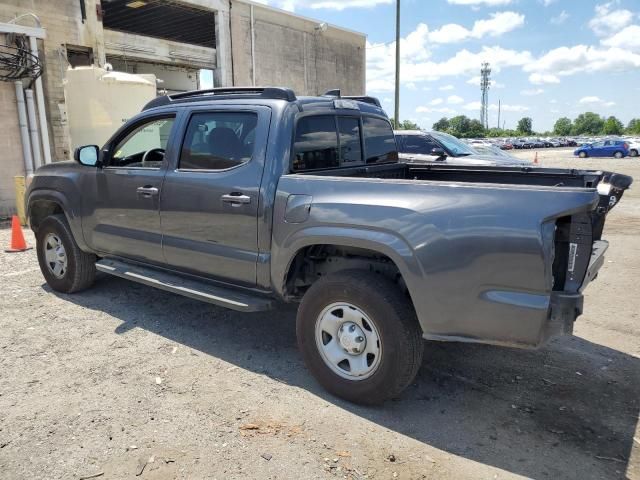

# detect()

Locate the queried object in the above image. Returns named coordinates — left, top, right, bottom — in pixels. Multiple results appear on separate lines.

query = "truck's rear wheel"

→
left=296, top=270, right=423, bottom=404
left=36, top=214, right=96, bottom=293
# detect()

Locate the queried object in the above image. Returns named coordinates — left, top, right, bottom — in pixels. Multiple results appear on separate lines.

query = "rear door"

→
left=83, top=113, right=178, bottom=264
left=159, top=106, right=270, bottom=286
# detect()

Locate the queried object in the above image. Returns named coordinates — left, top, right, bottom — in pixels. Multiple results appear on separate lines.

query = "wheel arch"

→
left=273, top=227, right=425, bottom=323
left=27, top=189, right=89, bottom=251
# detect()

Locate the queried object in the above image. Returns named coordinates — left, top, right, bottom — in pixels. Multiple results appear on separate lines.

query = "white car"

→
left=627, top=139, right=639, bottom=157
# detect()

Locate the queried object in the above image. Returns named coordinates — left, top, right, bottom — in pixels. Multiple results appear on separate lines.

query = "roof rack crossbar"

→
left=142, top=86, right=297, bottom=111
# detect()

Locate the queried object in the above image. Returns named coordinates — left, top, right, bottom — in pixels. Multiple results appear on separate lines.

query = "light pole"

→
left=394, top=0, right=400, bottom=127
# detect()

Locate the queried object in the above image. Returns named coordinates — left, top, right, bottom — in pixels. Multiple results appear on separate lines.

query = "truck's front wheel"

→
left=36, top=214, right=96, bottom=293
left=296, top=270, right=424, bottom=404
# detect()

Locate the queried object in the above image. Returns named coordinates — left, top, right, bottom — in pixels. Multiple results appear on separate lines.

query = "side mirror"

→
left=430, top=147, right=446, bottom=157
left=74, top=145, right=100, bottom=167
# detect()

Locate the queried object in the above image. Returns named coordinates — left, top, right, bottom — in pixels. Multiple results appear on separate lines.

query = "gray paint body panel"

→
left=25, top=95, right=626, bottom=349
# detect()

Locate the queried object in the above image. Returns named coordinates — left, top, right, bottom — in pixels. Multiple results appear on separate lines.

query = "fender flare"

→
left=26, top=189, right=89, bottom=251
left=272, top=225, right=425, bottom=313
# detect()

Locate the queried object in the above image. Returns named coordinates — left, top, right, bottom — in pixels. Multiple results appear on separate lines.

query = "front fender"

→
left=26, top=188, right=89, bottom=251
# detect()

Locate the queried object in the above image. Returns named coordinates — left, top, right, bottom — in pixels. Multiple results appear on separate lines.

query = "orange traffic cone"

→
left=5, top=215, right=31, bottom=252
left=533, top=151, right=539, bottom=165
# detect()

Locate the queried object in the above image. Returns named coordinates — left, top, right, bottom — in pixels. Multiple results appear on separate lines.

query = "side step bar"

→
left=95, top=259, right=275, bottom=312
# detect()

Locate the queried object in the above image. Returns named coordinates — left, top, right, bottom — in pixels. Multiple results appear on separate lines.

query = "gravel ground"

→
left=0, top=149, right=638, bottom=480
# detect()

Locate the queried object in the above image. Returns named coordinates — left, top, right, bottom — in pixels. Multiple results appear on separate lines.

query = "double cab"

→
left=26, top=87, right=632, bottom=404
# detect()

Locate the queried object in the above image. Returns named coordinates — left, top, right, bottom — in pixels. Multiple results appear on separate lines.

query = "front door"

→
left=160, top=107, right=270, bottom=286
left=83, top=114, right=178, bottom=264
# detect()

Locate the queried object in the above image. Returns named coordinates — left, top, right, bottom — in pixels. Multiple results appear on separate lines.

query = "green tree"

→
left=572, top=112, right=604, bottom=135
left=448, top=115, right=471, bottom=137
left=486, top=128, right=505, bottom=137
left=467, top=119, right=486, bottom=138
left=626, top=118, right=640, bottom=135
left=602, top=116, right=624, bottom=135
left=432, top=117, right=450, bottom=132
left=553, top=117, right=572, bottom=136
left=390, top=118, right=420, bottom=130
left=517, top=117, right=533, bottom=135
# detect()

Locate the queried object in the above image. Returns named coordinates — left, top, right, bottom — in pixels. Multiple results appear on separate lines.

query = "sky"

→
left=251, top=0, right=640, bottom=132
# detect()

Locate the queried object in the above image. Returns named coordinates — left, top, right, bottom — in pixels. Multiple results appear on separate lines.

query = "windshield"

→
left=430, top=131, right=476, bottom=156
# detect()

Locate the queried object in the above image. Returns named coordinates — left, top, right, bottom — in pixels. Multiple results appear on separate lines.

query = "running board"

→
left=95, top=259, right=274, bottom=312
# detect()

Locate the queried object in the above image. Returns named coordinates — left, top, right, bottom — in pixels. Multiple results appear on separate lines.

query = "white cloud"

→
left=602, top=25, right=640, bottom=51
left=579, top=96, right=616, bottom=107
left=429, top=11, right=525, bottom=44
left=528, top=72, right=560, bottom=84
left=447, top=0, right=512, bottom=6
left=439, top=84, right=455, bottom=91
left=521, top=88, right=544, bottom=96
left=430, top=98, right=444, bottom=105
left=416, top=106, right=457, bottom=115
left=406, top=82, right=418, bottom=90
left=257, top=0, right=393, bottom=11
left=367, top=22, right=533, bottom=92
left=541, top=0, right=557, bottom=5
left=550, top=10, right=569, bottom=25
left=447, top=95, right=465, bottom=104
left=524, top=45, right=640, bottom=81
left=588, top=2, right=634, bottom=37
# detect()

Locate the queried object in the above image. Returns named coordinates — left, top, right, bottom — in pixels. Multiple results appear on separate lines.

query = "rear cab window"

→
left=292, top=114, right=396, bottom=172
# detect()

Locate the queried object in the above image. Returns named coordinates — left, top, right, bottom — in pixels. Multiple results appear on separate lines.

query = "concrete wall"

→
left=1, top=0, right=106, bottom=165
left=229, top=1, right=366, bottom=96
left=0, top=35, right=24, bottom=217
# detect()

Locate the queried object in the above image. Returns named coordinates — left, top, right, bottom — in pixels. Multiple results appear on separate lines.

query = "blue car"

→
left=574, top=139, right=629, bottom=158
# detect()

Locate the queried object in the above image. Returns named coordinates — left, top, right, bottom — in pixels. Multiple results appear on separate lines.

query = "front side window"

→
left=430, top=131, right=476, bottom=157
left=111, top=116, right=175, bottom=168
left=362, top=116, right=397, bottom=164
left=293, top=116, right=339, bottom=171
left=399, top=135, right=439, bottom=155
left=180, top=111, right=258, bottom=170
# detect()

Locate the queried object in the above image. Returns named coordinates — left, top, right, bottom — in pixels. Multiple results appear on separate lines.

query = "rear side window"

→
left=363, top=117, right=398, bottom=164
left=293, top=116, right=339, bottom=171
left=180, top=111, right=257, bottom=170
left=337, top=117, right=363, bottom=164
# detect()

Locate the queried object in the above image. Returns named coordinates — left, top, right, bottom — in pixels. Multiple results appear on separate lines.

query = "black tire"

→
left=36, top=214, right=96, bottom=293
left=614, top=151, right=623, bottom=159
left=296, top=269, right=424, bottom=405
left=579, top=151, right=587, bottom=158
left=630, top=149, right=638, bottom=158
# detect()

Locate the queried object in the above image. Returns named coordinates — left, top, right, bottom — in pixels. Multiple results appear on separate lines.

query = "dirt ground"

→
left=0, top=149, right=638, bottom=480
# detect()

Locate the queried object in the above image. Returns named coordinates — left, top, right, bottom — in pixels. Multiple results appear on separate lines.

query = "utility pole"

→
left=497, top=99, right=501, bottom=130
left=480, top=62, right=491, bottom=130
left=394, top=0, right=400, bottom=127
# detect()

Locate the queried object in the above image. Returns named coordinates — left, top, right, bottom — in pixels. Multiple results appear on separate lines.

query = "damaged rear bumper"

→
left=543, top=240, right=608, bottom=342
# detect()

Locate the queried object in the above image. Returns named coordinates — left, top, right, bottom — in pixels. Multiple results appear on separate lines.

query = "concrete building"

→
left=0, top=0, right=366, bottom=217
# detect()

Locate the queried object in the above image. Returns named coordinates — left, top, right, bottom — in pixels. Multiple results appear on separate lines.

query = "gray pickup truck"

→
left=26, top=87, right=632, bottom=404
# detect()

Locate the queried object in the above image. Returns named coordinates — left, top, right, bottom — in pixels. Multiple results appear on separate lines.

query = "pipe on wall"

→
left=29, top=36, right=52, bottom=164
left=25, top=89, right=43, bottom=170
left=14, top=82, right=34, bottom=176
left=250, top=4, right=256, bottom=86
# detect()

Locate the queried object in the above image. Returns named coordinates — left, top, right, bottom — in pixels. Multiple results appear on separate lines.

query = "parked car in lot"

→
left=627, top=139, right=639, bottom=157
left=574, top=139, right=630, bottom=158
left=26, top=87, right=632, bottom=404
left=395, top=130, right=529, bottom=166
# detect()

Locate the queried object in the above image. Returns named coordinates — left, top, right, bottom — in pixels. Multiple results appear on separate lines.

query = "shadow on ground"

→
left=50, top=274, right=639, bottom=480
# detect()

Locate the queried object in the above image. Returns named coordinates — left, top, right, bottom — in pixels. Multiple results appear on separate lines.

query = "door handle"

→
left=221, top=193, right=251, bottom=205
left=136, top=186, right=159, bottom=197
